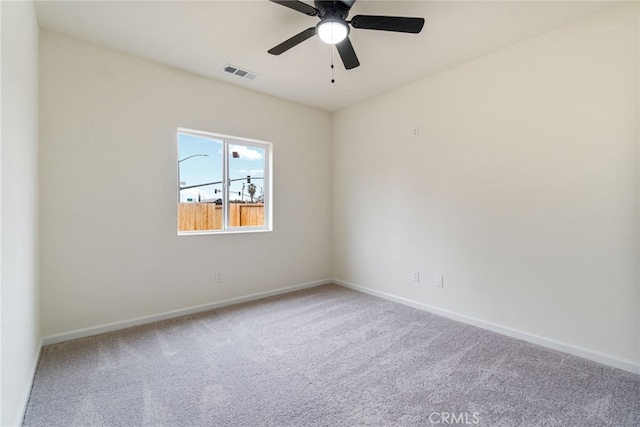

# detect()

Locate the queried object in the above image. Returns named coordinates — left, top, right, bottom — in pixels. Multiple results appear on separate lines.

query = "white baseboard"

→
left=333, top=279, right=640, bottom=375
left=37, top=277, right=640, bottom=373
left=15, top=336, right=43, bottom=427
left=42, top=279, right=331, bottom=346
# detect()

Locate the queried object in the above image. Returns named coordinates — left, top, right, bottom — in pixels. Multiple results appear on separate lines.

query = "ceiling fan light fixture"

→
left=317, top=19, right=349, bottom=45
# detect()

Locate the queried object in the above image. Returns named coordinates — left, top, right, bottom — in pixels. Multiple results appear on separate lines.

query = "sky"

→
left=178, top=132, right=265, bottom=202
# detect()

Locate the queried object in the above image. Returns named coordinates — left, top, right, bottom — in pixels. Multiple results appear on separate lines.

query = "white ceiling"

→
left=35, top=0, right=616, bottom=112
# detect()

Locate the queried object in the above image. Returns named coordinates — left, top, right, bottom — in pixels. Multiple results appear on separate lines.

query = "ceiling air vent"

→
left=222, top=64, right=259, bottom=81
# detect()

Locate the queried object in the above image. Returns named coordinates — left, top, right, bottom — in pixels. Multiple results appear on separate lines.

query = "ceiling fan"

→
left=268, top=0, right=425, bottom=70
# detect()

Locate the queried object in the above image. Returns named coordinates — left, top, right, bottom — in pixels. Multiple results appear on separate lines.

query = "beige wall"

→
left=1, top=1, right=41, bottom=425
left=332, top=4, right=639, bottom=365
left=39, top=31, right=332, bottom=336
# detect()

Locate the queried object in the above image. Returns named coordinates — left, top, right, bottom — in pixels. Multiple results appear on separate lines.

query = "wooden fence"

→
left=178, top=203, right=264, bottom=231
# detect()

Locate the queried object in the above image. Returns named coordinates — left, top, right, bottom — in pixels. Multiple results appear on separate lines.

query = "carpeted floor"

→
left=23, top=284, right=640, bottom=426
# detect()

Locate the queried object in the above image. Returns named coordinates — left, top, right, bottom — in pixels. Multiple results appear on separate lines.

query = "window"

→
left=177, top=128, right=271, bottom=234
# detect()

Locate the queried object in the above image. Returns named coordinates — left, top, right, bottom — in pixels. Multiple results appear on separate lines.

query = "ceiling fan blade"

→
left=336, top=36, right=360, bottom=70
left=350, top=15, right=425, bottom=33
left=269, top=0, right=318, bottom=16
left=268, top=27, right=317, bottom=55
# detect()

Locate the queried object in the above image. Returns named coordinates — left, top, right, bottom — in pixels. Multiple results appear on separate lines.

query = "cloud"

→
left=230, top=145, right=263, bottom=161
left=238, top=169, right=264, bottom=176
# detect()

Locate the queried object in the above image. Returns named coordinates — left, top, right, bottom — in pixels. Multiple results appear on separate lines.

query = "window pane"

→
left=178, top=133, right=223, bottom=231
left=228, top=143, right=265, bottom=227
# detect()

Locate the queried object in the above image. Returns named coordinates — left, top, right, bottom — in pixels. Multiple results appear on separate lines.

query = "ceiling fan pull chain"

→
left=331, top=46, right=335, bottom=84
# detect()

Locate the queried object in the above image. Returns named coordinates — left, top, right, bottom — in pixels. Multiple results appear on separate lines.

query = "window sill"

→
left=178, top=228, right=272, bottom=236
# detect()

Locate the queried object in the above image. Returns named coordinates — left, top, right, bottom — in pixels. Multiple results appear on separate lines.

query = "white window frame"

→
left=177, top=128, right=272, bottom=235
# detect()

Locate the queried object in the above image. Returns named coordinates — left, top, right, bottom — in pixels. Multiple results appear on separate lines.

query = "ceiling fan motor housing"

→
left=314, top=0, right=351, bottom=21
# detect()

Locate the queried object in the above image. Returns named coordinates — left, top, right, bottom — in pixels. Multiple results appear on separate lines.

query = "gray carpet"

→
left=23, top=284, right=640, bottom=426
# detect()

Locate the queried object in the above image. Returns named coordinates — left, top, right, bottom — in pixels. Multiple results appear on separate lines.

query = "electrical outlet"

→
left=413, top=125, right=420, bottom=137
left=412, top=270, right=420, bottom=283
left=215, top=272, right=223, bottom=283
left=435, top=274, right=444, bottom=288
